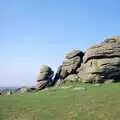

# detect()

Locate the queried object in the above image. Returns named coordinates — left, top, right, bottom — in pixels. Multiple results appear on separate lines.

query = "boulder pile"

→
left=36, top=36, right=120, bottom=90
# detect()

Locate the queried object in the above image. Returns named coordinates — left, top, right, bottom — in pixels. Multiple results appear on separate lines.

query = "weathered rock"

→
left=66, top=50, right=84, bottom=59
left=64, top=74, right=80, bottom=83
left=46, top=50, right=84, bottom=85
left=60, top=56, right=80, bottom=79
left=78, top=36, right=120, bottom=83
left=36, top=65, right=54, bottom=90
left=84, top=37, right=120, bottom=63
left=37, top=65, right=54, bottom=80
left=52, top=50, right=84, bottom=84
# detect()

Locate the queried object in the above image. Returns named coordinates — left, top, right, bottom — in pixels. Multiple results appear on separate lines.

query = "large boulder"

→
left=59, top=50, right=84, bottom=79
left=36, top=65, right=54, bottom=90
left=78, top=36, right=120, bottom=83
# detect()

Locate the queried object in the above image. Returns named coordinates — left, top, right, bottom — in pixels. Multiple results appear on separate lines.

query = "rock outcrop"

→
left=78, top=36, right=120, bottom=83
left=36, top=36, right=120, bottom=90
left=57, top=50, right=84, bottom=79
left=36, top=65, right=54, bottom=90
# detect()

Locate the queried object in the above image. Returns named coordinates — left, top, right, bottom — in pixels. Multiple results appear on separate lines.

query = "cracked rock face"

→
left=78, top=37, right=120, bottom=83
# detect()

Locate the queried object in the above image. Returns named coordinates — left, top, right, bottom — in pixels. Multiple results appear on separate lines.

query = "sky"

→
left=0, top=0, right=120, bottom=86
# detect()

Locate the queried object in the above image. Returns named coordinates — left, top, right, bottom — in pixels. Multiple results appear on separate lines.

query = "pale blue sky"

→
left=0, top=0, right=120, bottom=86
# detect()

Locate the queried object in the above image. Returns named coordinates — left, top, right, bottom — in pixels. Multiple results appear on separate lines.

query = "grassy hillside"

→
left=0, top=83, right=120, bottom=120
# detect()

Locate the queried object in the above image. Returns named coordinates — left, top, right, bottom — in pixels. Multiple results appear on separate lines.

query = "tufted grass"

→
left=0, top=83, right=120, bottom=120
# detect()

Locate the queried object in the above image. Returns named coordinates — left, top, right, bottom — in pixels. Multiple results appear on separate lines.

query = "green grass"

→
left=0, top=83, right=120, bottom=120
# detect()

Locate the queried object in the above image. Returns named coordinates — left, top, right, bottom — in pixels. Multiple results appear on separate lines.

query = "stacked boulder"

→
left=36, top=65, right=54, bottom=90
left=36, top=36, right=120, bottom=90
left=78, top=36, right=120, bottom=83
left=54, top=50, right=84, bottom=83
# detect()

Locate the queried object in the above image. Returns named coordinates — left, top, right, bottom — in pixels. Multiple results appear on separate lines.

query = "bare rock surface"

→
left=36, top=36, right=120, bottom=90
left=57, top=50, right=84, bottom=80
left=78, top=36, right=120, bottom=83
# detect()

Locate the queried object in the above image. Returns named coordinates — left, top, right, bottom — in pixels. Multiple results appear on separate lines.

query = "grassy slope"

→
left=0, top=83, right=120, bottom=120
